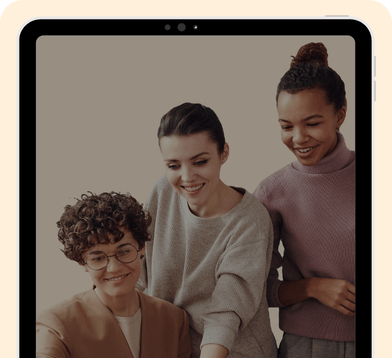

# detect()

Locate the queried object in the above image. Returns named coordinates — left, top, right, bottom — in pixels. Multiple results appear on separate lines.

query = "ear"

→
left=80, top=263, right=89, bottom=272
left=140, top=245, right=146, bottom=257
left=220, top=143, right=230, bottom=165
left=336, top=105, right=347, bottom=130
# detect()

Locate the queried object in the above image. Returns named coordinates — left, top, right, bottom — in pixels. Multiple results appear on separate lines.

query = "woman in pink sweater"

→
left=253, top=42, right=355, bottom=357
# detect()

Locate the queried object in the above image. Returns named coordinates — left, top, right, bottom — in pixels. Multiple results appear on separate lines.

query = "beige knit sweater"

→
left=138, top=176, right=277, bottom=358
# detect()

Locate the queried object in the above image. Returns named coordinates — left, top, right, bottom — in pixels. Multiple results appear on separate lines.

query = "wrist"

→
left=305, top=277, right=318, bottom=299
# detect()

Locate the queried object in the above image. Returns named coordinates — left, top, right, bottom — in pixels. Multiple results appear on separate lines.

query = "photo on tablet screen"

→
left=20, top=19, right=372, bottom=357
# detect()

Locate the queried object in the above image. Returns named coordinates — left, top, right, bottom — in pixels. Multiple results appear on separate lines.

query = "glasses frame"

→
left=83, top=243, right=141, bottom=271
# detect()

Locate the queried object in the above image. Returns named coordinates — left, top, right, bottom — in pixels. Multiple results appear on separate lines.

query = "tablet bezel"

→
left=20, top=18, right=372, bottom=357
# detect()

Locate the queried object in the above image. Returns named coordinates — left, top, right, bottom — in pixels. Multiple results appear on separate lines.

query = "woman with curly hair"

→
left=253, top=42, right=355, bottom=357
left=137, top=103, right=278, bottom=358
left=36, top=192, right=191, bottom=358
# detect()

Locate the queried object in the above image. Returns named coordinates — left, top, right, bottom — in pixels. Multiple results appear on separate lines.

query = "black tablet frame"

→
left=20, top=18, right=372, bottom=357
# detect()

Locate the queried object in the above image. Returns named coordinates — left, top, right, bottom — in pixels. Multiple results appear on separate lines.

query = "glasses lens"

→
left=117, top=244, right=138, bottom=263
left=87, top=252, right=107, bottom=270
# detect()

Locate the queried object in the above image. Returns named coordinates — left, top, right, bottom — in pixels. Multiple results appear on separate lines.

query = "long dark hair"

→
left=157, top=102, right=226, bottom=154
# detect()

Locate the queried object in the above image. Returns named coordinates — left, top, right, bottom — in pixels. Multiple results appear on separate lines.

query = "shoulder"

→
left=138, top=290, right=187, bottom=320
left=241, top=190, right=270, bottom=220
left=146, top=175, right=175, bottom=206
left=218, top=190, right=273, bottom=248
left=37, top=289, right=95, bottom=324
left=150, top=175, right=174, bottom=196
left=253, top=164, right=293, bottom=203
left=153, top=175, right=171, bottom=191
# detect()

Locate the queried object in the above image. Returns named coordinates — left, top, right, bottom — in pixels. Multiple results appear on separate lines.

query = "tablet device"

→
left=20, top=18, right=372, bottom=357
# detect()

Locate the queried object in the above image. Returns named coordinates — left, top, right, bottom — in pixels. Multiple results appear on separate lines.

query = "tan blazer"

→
left=36, top=288, right=191, bottom=358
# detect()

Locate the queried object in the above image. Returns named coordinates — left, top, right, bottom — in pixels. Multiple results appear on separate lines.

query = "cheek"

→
left=165, top=170, right=178, bottom=186
left=203, top=163, right=221, bottom=182
left=312, top=127, right=334, bottom=144
left=280, top=132, right=291, bottom=147
left=87, top=270, right=102, bottom=283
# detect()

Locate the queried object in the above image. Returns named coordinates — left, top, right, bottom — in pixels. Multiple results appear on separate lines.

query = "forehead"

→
left=278, top=89, right=331, bottom=118
left=85, top=230, right=137, bottom=254
left=160, top=132, right=217, bottom=160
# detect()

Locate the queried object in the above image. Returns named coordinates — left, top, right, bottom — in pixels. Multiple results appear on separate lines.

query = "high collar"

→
left=291, top=131, right=354, bottom=174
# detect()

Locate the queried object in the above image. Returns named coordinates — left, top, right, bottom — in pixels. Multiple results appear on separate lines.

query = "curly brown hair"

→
left=57, top=192, right=152, bottom=265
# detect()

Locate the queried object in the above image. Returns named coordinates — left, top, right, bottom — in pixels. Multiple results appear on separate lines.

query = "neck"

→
left=95, top=287, right=140, bottom=317
left=188, top=181, right=243, bottom=218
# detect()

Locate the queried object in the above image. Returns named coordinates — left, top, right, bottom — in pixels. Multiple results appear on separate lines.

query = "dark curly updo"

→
left=276, top=42, right=346, bottom=111
left=57, top=192, right=151, bottom=265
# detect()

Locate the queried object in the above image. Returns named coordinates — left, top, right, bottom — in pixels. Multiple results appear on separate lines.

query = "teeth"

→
left=184, top=184, right=203, bottom=192
left=107, top=274, right=127, bottom=282
left=298, top=148, right=312, bottom=153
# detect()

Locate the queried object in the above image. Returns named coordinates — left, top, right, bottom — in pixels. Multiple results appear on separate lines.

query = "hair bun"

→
left=290, top=42, right=328, bottom=68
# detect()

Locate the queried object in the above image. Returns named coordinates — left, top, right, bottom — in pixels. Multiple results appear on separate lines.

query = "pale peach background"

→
left=1, top=0, right=391, bottom=357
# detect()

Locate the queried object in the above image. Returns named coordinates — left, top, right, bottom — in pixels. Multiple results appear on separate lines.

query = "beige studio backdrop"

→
left=36, top=35, right=355, bottom=343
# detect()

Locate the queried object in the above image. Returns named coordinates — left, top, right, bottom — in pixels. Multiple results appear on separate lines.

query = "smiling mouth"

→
left=105, top=273, right=129, bottom=282
left=293, top=145, right=317, bottom=154
left=182, top=183, right=205, bottom=192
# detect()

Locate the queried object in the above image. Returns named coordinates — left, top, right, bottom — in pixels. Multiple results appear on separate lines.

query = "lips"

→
left=105, top=273, right=129, bottom=283
left=293, top=145, right=318, bottom=158
left=181, top=183, right=205, bottom=193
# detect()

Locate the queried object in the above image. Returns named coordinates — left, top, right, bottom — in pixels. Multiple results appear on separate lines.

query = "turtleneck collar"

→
left=291, top=131, right=354, bottom=174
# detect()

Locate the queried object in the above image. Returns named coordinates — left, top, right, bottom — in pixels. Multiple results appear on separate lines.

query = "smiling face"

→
left=159, top=132, right=229, bottom=217
left=82, top=228, right=144, bottom=306
left=277, top=88, right=346, bottom=166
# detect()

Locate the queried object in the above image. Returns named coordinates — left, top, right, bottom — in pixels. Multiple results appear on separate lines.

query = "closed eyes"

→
left=167, top=159, right=208, bottom=170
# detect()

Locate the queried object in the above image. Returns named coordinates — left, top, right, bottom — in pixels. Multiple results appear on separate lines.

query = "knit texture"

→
left=138, top=177, right=278, bottom=357
left=253, top=131, right=355, bottom=342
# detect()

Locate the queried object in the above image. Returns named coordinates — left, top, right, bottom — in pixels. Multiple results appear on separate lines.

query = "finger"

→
left=338, top=304, right=355, bottom=317
left=342, top=300, right=355, bottom=313
left=347, top=282, right=355, bottom=294
left=346, top=291, right=355, bottom=304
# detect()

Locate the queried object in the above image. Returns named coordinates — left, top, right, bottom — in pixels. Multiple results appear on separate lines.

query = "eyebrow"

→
left=278, top=114, right=324, bottom=123
left=88, top=243, right=131, bottom=254
left=164, top=151, right=210, bottom=162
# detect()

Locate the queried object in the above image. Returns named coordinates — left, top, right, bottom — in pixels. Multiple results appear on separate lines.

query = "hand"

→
left=308, top=278, right=355, bottom=316
left=200, top=344, right=229, bottom=358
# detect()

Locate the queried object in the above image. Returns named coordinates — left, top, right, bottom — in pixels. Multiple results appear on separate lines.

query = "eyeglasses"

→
left=84, top=244, right=141, bottom=271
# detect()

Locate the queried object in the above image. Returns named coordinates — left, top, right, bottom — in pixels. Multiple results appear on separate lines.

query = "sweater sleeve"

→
left=137, top=181, right=157, bottom=292
left=253, top=183, right=285, bottom=308
left=36, top=311, right=72, bottom=358
left=200, top=208, right=273, bottom=352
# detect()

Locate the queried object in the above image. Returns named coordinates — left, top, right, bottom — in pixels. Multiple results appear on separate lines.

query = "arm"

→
left=36, top=316, right=71, bottom=358
left=137, top=182, right=159, bottom=292
left=254, top=179, right=355, bottom=317
left=253, top=183, right=286, bottom=308
left=278, top=277, right=355, bottom=316
left=200, top=344, right=229, bottom=358
left=200, top=209, right=274, bottom=354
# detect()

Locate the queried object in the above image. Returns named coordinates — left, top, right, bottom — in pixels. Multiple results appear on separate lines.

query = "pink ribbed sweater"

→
left=253, top=132, right=355, bottom=342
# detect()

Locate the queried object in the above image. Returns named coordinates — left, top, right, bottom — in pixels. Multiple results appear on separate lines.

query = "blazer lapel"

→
left=139, top=291, right=162, bottom=358
left=83, top=288, right=135, bottom=358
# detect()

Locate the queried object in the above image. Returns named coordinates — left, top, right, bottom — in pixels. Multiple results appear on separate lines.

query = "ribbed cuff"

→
left=200, top=325, right=237, bottom=353
left=271, top=280, right=286, bottom=308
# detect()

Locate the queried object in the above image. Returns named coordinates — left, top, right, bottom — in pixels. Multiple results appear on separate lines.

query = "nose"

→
left=106, top=255, right=123, bottom=273
left=292, top=126, right=310, bottom=144
left=180, top=165, right=195, bottom=183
